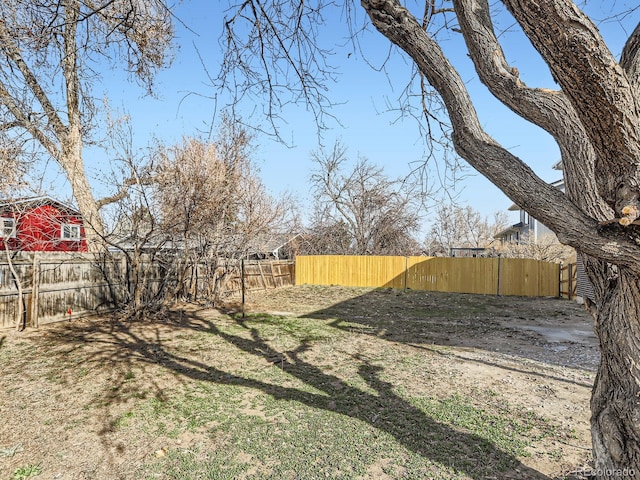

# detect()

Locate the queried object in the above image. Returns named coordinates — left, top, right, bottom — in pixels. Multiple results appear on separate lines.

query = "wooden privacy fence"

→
left=295, top=255, right=561, bottom=297
left=0, top=253, right=294, bottom=330
left=222, top=260, right=296, bottom=294
left=0, top=253, right=128, bottom=330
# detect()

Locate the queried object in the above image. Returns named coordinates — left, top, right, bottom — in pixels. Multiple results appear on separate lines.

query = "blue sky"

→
left=70, top=1, right=639, bottom=236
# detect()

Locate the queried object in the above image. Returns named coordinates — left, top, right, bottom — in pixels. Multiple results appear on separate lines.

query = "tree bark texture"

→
left=361, top=0, right=640, bottom=475
left=591, top=268, right=640, bottom=473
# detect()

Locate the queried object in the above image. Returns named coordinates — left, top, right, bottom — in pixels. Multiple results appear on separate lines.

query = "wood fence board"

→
left=296, top=255, right=409, bottom=289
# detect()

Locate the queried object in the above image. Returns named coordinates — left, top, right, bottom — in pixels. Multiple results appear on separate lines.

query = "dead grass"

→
left=0, top=285, right=596, bottom=479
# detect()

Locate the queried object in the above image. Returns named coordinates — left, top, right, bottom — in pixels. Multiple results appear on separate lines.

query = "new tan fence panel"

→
left=295, top=255, right=409, bottom=289
left=296, top=255, right=560, bottom=297
left=406, top=257, right=499, bottom=295
left=497, top=257, right=559, bottom=297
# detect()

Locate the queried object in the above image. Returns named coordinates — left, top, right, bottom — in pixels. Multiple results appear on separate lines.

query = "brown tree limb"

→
left=454, top=0, right=611, bottom=221
left=501, top=0, right=640, bottom=213
left=454, top=0, right=565, bottom=135
left=96, top=175, right=154, bottom=210
left=620, top=21, right=640, bottom=89
left=0, top=19, right=68, bottom=140
left=0, top=82, right=61, bottom=161
left=361, top=0, right=640, bottom=273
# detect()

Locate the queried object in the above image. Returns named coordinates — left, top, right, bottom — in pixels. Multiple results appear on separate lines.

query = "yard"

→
left=0, top=285, right=596, bottom=479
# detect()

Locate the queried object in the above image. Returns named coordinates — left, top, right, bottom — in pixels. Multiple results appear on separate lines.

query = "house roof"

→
left=494, top=222, right=524, bottom=239
left=107, top=232, right=303, bottom=255
left=0, top=196, right=82, bottom=216
left=246, top=233, right=302, bottom=254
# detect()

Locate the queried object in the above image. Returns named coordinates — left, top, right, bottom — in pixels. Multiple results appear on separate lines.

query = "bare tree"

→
left=0, top=0, right=174, bottom=248
left=496, top=232, right=576, bottom=263
left=0, top=203, right=24, bottom=331
left=219, top=0, right=640, bottom=472
left=94, top=113, right=294, bottom=311
left=299, top=218, right=355, bottom=255
left=425, top=203, right=508, bottom=255
left=1, top=135, right=44, bottom=330
left=309, top=141, right=421, bottom=255
left=102, top=180, right=167, bottom=320
left=152, top=124, right=292, bottom=302
left=80, top=108, right=192, bottom=320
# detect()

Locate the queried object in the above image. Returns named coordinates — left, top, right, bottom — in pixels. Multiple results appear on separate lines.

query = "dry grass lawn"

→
left=0, top=285, right=596, bottom=479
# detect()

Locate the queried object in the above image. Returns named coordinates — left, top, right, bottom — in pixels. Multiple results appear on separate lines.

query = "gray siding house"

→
left=494, top=179, right=563, bottom=244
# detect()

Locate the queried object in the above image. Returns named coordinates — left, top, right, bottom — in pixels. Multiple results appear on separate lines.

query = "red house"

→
left=0, top=196, right=88, bottom=252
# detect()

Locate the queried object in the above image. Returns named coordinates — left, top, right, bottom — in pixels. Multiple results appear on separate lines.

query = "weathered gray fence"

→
left=0, top=253, right=128, bottom=329
left=0, top=253, right=294, bottom=329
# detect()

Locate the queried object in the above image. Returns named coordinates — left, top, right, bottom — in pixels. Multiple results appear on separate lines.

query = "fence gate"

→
left=560, top=263, right=577, bottom=300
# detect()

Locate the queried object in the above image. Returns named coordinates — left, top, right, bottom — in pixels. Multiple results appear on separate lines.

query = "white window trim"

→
left=61, top=223, right=81, bottom=241
left=1, top=217, right=16, bottom=238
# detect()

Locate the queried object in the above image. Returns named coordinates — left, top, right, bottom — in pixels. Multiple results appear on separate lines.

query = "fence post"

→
left=241, top=259, right=246, bottom=318
left=496, top=255, right=502, bottom=296
left=269, top=261, right=277, bottom=288
left=404, top=256, right=408, bottom=292
left=559, top=262, right=563, bottom=298
left=257, top=261, right=267, bottom=289
left=291, top=258, right=296, bottom=285
left=30, top=256, right=40, bottom=328
left=568, top=263, right=574, bottom=300
left=121, top=255, right=129, bottom=299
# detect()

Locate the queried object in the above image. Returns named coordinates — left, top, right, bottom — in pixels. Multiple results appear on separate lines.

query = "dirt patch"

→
left=247, top=285, right=599, bottom=369
left=0, top=285, right=596, bottom=479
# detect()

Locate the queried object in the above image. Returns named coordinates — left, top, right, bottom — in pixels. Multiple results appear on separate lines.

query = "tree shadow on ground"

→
left=34, top=306, right=552, bottom=480
left=297, top=288, right=597, bottom=386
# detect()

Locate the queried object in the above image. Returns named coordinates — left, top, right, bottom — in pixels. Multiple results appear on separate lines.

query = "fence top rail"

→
left=296, top=254, right=560, bottom=263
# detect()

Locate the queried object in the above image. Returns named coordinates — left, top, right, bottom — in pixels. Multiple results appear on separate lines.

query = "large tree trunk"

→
left=591, top=266, right=640, bottom=473
left=60, top=1, right=104, bottom=252
left=61, top=130, right=104, bottom=251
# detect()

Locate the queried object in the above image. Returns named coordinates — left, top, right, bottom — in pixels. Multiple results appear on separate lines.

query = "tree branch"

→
left=0, top=82, right=61, bottom=160
left=501, top=0, right=640, bottom=214
left=454, top=0, right=611, bottom=221
left=96, top=169, right=156, bottom=210
left=0, top=18, right=68, bottom=140
left=454, top=0, right=565, bottom=135
left=620, top=21, right=640, bottom=89
left=361, top=0, right=640, bottom=272
left=219, top=0, right=340, bottom=139
left=63, top=1, right=81, bottom=137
